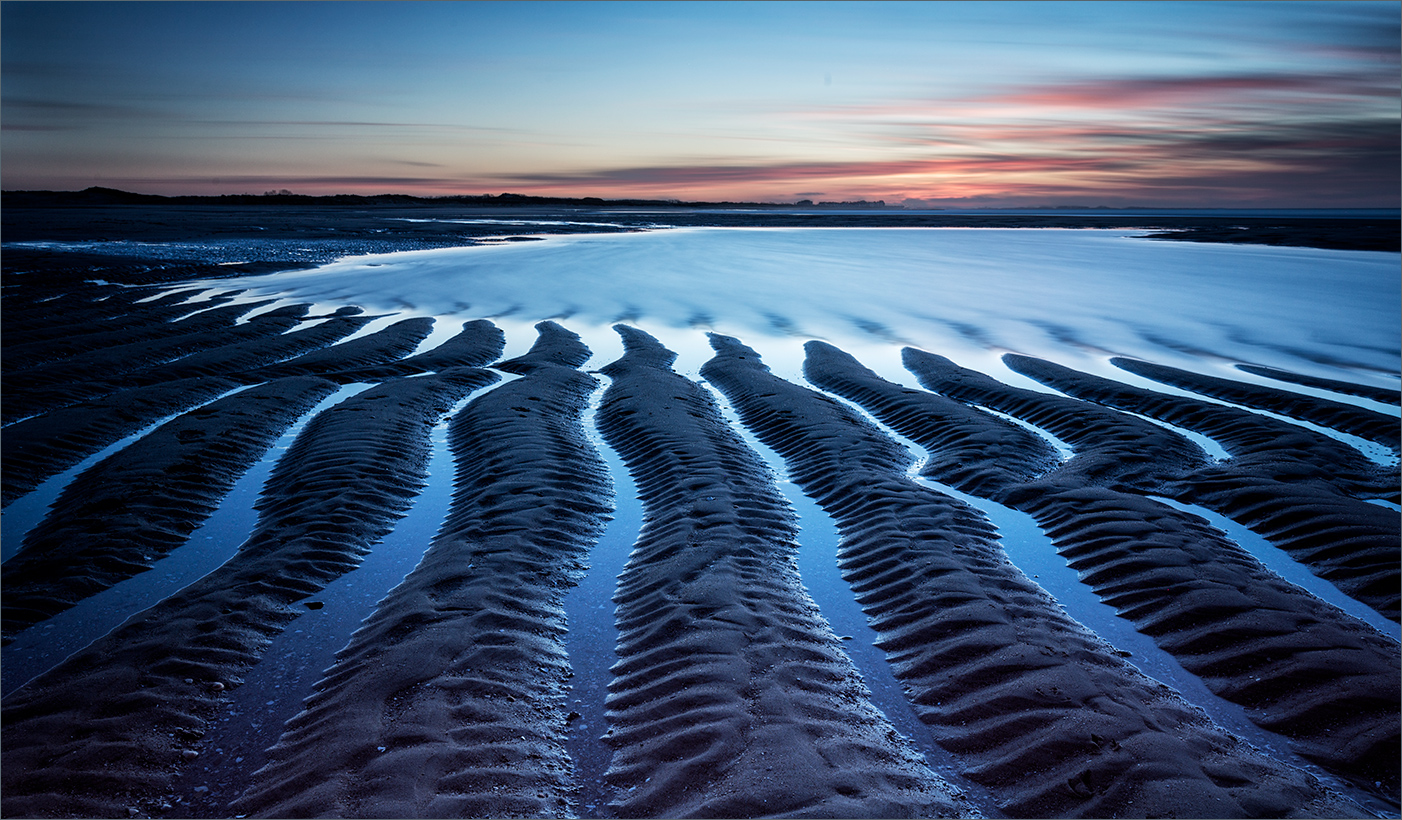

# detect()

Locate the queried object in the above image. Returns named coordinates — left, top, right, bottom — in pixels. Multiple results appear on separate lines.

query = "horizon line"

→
left=4, top=187, right=1398, bottom=213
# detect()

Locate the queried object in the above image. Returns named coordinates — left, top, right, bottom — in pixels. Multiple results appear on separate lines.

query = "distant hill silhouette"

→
left=1, top=187, right=808, bottom=209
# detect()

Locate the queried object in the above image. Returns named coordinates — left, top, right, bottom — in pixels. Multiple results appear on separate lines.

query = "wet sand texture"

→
left=3, top=284, right=241, bottom=367
left=862, top=348, right=1400, bottom=798
left=2, top=287, right=240, bottom=372
left=1003, top=354, right=1401, bottom=621
left=595, top=326, right=975, bottom=819
left=245, top=316, right=435, bottom=382
left=1113, top=358, right=1400, bottom=449
left=124, top=306, right=378, bottom=386
left=333, top=318, right=506, bottom=381
left=0, top=305, right=372, bottom=504
left=0, top=369, right=496, bottom=819
left=3, top=249, right=1397, bottom=818
left=2, top=311, right=502, bottom=509
left=0, top=309, right=384, bottom=507
left=1, top=376, right=340, bottom=643
left=704, top=336, right=1361, bottom=818
left=233, top=322, right=612, bottom=819
left=2, top=374, right=249, bottom=507
left=1234, top=363, right=1401, bottom=406
left=2, top=299, right=292, bottom=423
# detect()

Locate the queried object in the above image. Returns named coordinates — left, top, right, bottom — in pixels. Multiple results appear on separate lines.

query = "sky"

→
left=2, top=1, right=1398, bottom=206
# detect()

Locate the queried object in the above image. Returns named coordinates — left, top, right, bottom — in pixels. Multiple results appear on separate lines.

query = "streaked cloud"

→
left=991, top=71, right=1397, bottom=108
left=2, top=1, right=1395, bottom=205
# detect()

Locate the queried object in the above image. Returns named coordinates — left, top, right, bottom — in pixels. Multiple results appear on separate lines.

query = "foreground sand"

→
left=1, top=254, right=1397, bottom=819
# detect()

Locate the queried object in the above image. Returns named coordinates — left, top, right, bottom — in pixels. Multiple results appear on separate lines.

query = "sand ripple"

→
left=1, top=369, right=492, bottom=818
left=708, top=336, right=1361, bottom=818
left=1, top=376, right=339, bottom=643
left=1005, top=354, right=1400, bottom=622
left=892, top=348, right=1400, bottom=800
left=1114, top=358, right=1400, bottom=450
left=234, top=322, right=611, bottom=818
left=597, top=326, right=974, bottom=818
left=2, top=264, right=1395, bottom=818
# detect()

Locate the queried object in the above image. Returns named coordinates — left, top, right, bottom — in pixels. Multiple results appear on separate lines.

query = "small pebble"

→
left=181, top=750, right=199, bottom=762
left=209, top=681, right=225, bottom=691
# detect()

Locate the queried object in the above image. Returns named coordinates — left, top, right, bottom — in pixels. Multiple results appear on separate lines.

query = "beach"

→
left=2, top=205, right=1397, bottom=819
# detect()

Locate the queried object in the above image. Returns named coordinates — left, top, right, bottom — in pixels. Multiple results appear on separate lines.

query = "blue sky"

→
left=3, top=1, right=1397, bottom=205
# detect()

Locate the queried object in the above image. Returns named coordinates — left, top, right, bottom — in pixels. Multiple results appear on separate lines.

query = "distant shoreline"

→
left=3, top=187, right=1397, bottom=254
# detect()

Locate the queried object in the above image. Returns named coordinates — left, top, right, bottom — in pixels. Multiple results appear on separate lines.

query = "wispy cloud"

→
left=716, top=64, right=1401, bottom=205
left=4, top=2, right=1394, bottom=205
left=469, top=107, right=1398, bottom=206
left=991, top=71, right=1397, bottom=108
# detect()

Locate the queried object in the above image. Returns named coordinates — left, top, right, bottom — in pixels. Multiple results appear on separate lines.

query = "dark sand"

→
left=872, top=348, right=1399, bottom=795
left=2, top=213, right=1397, bottom=818
left=705, top=336, right=1365, bottom=818
left=595, top=327, right=972, bottom=818
left=2, top=368, right=496, bottom=817
left=1003, top=354, right=1400, bottom=621
left=234, top=323, right=609, bottom=818
left=1, top=376, right=340, bottom=642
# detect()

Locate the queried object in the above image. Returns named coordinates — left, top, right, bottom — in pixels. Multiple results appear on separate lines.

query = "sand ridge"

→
left=0, top=307, right=384, bottom=508
left=1, top=376, right=341, bottom=643
left=245, top=316, right=435, bottom=382
left=1114, top=358, right=1401, bottom=449
left=0, top=368, right=496, bottom=818
left=1, top=375, right=246, bottom=507
left=2, top=299, right=291, bottom=422
left=704, top=335, right=1362, bottom=818
left=125, top=306, right=379, bottom=387
left=1004, top=353, right=1401, bottom=622
left=333, top=318, right=506, bottom=382
left=838, top=346, right=1399, bottom=800
left=2, top=288, right=242, bottom=372
left=1, top=279, right=246, bottom=354
left=1235, top=363, right=1401, bottom=406
left=233, top=322, right=611, bottom=818
left=595, top=326, right=975, bottom=818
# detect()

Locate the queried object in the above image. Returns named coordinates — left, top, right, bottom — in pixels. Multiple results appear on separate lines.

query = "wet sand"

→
left=2, top=224, right=1398, bottom=818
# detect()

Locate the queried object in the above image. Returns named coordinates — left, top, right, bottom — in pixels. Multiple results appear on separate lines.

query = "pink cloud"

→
left=991, top=71, right=1397, bottom=109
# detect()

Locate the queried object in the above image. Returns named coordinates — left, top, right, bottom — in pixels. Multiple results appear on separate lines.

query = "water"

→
left=10, top=228, right=1398, bottom=816
left=189, top=228, right=1399, bottom=389
left=0, top=385, right=359, bottom=695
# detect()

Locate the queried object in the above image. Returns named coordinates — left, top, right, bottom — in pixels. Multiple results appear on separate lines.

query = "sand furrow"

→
left=1114, top=358, right=1400, bottom=449
left=2, top=284, right=234, bottom=353
left=332, top=318, right=506, bottom=381
left=243, top=316, right=436, bottom=382
left=1, top=304, right=307, bottom=424
left=802, top=341, right=1058, bottom=496
left=3, top=299, right=289, bottom=394
left=1, top=376, right=341, bottom=644
left=1015, top=487, right=1399, bottom=794
left=1002, top=354, right=1400, bottom=621
left=2, top=290, right=241, bottom=371
left=903, top=349, right=1210, bottom=490
left=0, top=368, right=493, bottom=819
left=895, top=350, right=1400, bottom=799
left=1, top=376, right=245, bottom=507
left=1234, top=363, right=1400, bottom=406
left=121, top=307, right=378, bottom=386
left=233, top=322, right=610, bottom=819
left=705, top=334, right=1364, bottom=819
left=595, top=326, right=975, bottom=819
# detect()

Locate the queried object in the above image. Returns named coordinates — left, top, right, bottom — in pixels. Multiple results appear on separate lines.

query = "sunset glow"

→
left=3, top=1, right=1397, bottom=206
